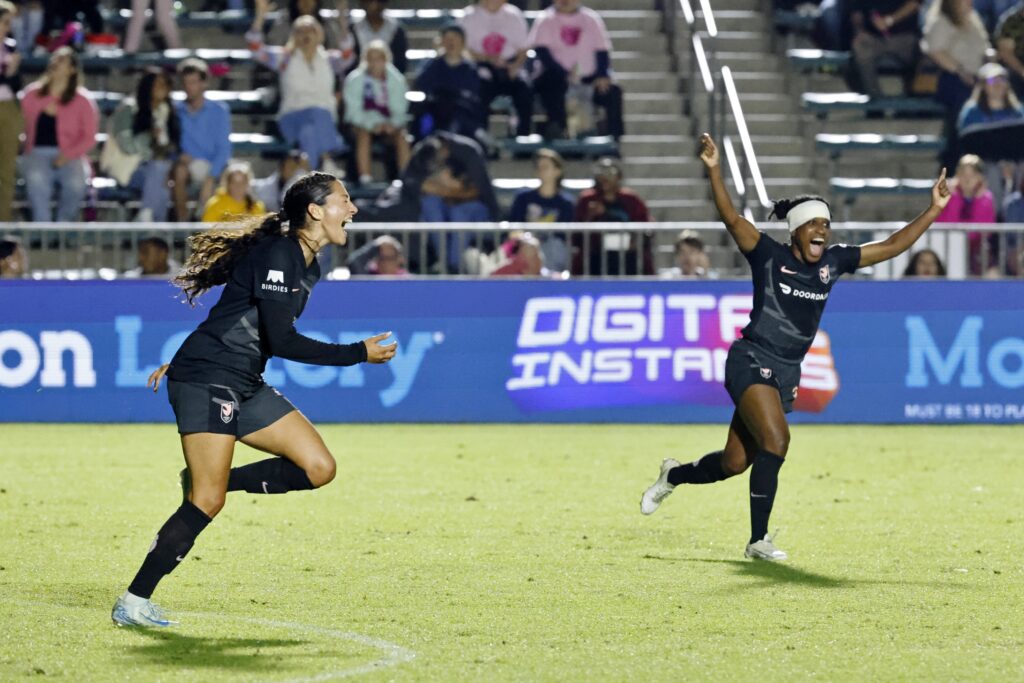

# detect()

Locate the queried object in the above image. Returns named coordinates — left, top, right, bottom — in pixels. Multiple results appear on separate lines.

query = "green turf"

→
left=1, top=424, right=1022, bottom=681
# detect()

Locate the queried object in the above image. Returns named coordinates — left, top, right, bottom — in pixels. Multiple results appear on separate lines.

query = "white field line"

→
left=182, top=611, right=417, bottom=682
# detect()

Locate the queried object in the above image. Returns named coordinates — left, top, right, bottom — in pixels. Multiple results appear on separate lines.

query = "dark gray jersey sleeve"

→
left=257, top=298, right=368, bottom=366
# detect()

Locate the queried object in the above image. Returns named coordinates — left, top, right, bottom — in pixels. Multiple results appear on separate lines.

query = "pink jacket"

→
left=935, top=189, right=996, bottom=224
left=20, top=82, right=99, bottom=159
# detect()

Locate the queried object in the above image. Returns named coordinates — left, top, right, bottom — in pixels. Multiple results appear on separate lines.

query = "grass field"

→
left=1, top=423, right=1022, bottom=682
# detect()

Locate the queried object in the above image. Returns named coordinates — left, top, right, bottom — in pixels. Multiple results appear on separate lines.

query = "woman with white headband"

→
left=640, top=133, right=951, bottom=562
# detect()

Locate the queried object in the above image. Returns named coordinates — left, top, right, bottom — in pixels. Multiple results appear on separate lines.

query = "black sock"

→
left=749, top=450, right=785, bottom=544
left=667, top=451, right=727, bottom=485
left=127, top=501, right=211, bottom=599
left=227, top=458, right=315, bottom=494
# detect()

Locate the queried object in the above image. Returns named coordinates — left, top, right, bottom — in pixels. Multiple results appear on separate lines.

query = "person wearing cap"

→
left=639, top=133, right=952, bottom=563
left=527, top=0, right=624, bottom=140
left=414, top=23, right=484, bottom=139
left=921, top=0, right=990, bottom=169
left=996, top=2, right=1024, bottom=97
left=958, top=62, right=1024, bottom=207
left=572, top=156, right=652, bottom=275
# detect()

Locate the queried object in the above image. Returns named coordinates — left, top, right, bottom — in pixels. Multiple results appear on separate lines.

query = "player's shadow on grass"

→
left=662, top=557, right=847, bottom=588
left=125, top=629, right=311, bottom=673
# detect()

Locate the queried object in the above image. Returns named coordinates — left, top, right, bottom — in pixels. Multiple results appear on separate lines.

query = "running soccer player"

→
left=640, top=134, right=951, bottom=561
left=112, top=172, right=397, bottom=627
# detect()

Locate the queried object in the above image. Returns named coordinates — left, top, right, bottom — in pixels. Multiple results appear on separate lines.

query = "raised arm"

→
left=699, top=133, right=761, bottom=254
left=858, top=167, right=951, bottom=267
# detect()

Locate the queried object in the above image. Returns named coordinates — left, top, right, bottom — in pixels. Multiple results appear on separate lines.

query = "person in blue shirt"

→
left=413, top=23, right=483, bottom=138
left=958, top=62, right=1024, bottom=208
left=171, top=58, right=233, bottom=221
left=509, top=148, right=574, bottom=271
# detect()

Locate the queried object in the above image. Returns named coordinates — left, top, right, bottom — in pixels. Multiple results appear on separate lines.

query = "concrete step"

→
left=407, top=29, right=669, bottom=54
left=712, top=51, right=784, bottom=72
left=622, top=156, right=703, bottom=179
left=695, top=30, right=772, bottom=53
left=623, top=113, right=689, bottom=135
left=750, top=135, right=810, bottom=156
left=755, top=155, right=815, bottom=178
left=728, top=71, right=789, bottom=95
left=620, top=134, right=696, bottom=157
left=694, top=9, right=771, bottom=33
left=692, top=92, right=794, bottom=116
left=623, top=93, right=684, bottom=116
left=721, top=113, right=804, bottom=137
left=617, top=71, right=683, bottom=93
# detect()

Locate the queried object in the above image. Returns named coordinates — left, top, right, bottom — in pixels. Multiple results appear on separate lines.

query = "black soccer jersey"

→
left=740, top=232, right=861, bottom=363
left=168, top=235, right=365, bottom=393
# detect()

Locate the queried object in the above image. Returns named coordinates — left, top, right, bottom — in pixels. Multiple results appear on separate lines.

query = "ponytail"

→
left=174, top=171, right=338, bottom=306
left=174, top=212, right=286, bottom=306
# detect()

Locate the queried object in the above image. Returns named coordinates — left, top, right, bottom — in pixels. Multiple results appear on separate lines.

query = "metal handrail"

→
left=672, top=0, right=772, bottom=219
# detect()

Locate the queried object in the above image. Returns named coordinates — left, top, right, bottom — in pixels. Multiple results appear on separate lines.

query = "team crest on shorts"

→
left=760, top=367, right=773, bottom=379
left=819, top=265, right=831, bottom=284
left=220, top=402, right=234, bottom=424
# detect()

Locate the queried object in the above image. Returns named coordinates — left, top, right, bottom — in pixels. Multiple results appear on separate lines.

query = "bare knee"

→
left=721, top=448, right=750, bottom=477
left=306, top=454, right=336, bottom=488
left=190, top=490, right=226, bottom=518
left=760, top=427, right=790, bottom=457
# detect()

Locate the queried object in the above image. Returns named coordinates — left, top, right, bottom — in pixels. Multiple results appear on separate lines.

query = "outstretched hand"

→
left=364, top=332, right=398, bottom=364
left=147, top=364, right=170, bottom=393
left=699, top=133, right=719, bottom=169
left=931, top=167, right=951, bottom=211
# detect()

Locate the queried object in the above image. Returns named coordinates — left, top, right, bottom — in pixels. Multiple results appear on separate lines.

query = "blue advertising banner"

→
left=0, top=280, right=1022, bottom=423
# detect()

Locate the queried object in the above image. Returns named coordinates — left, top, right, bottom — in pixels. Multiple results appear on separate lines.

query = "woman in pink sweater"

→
left=935, top=154, right=997, bottom=275
left=19, top=47, right=98, bottom=222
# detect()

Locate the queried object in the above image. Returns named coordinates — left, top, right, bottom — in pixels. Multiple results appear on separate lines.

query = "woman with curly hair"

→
left=111, top=173, right=397, bottom=628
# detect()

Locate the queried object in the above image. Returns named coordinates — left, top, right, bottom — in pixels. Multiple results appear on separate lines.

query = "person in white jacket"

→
left=343, top=40, right=410, bottom=184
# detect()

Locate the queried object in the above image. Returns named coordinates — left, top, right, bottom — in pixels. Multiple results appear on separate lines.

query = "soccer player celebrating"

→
left=640, top=134, right=951, bottom=561
left=112, top=172, right=397, bottom=627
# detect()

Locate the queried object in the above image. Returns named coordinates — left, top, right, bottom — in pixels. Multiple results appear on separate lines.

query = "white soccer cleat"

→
left=744, top=533, right=788, bottom=561
left=111, top=592, right=177, bottom=628
left=640, top=458, right=681, bottom=515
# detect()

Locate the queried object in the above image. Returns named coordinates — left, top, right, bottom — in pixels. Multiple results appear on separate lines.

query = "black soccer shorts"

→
left=724, top=338, right=802, bottom=414
left=166, top=380, right=296, bottom=437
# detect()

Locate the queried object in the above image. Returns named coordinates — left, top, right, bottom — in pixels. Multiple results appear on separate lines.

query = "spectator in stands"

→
left=996, top=2, right=1024, bottom=96
left=414, top=23, right=484, bottom=139
left=407, top=130, right=497, bottom=271
left=921, top=0, right=990, bottom=169
left=572, top=156, right=652, bottom=275
left=252, top=149, right=310, bottom=212
left=661, top=230, right=715, bottom=279
left=1003, top=174, right=1024, bottom=220
left=201, top=161, right=266, bottom=222
left=265, top=0, right=351, bottom=51
left=958, top=62, right=1024, bottom=207
left=491, top=232, right=544, bottom=276
left=0, top=234, right=25, bottom=277
left=0, top=2, right=24, bottom=222
left=937, top=153, right=998, bottom=273
left=528, top=0, right=624, bottom=140
left=999, top=175, right=1023, bottom=275
left=123, top=0, right=182, bottom=54
left=973, top=0, right=1018, bottom=33
left=368, top=235, right=407, bottom=275
left=902, top=247, right=947, bottom=276
left=172, top=58, right=231, bottom=221
left=343, top=39, right=410, bottom=184
left=850, top=0, right=922, bottom=99
left=123, top=236, right=179, bottom=278
left=509, top=148, right=573, bottom=271
left=461, top=0, right=533, bottom=138
left=41, top=0, right=103, bottom=37
left=12, top=1, right=42, bottom=55
left=249, top=0, right=354, bottom=172
left=352, top=0, right=408, bottom=74
left=19, top=47, right=98, bottom=222
left=108, top=68, right=180, bottom=222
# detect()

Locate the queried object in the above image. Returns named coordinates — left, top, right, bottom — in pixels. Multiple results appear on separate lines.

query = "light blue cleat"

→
left=111, top=592, right=177, bottom=628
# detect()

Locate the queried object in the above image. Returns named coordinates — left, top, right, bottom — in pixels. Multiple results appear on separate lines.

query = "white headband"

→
left=786, top=200, right=831, bottom=232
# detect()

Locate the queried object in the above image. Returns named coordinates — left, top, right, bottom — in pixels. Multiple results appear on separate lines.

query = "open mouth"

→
left=809, top=237, right=825, bottom=258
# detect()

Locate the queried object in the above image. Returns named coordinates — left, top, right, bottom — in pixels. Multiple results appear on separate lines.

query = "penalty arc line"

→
left=181, top=611, right=417, bottom=682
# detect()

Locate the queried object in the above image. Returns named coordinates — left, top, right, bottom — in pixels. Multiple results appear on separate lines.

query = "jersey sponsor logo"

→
left=760, top=367, right=773, bottom=379
left=778, top=282, right=828, bottom=301
left=780, top=266, right=798, bottom=275
left=266, top=270, right=285, bottom=283
left=819, top=265, right=831, bottom=284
